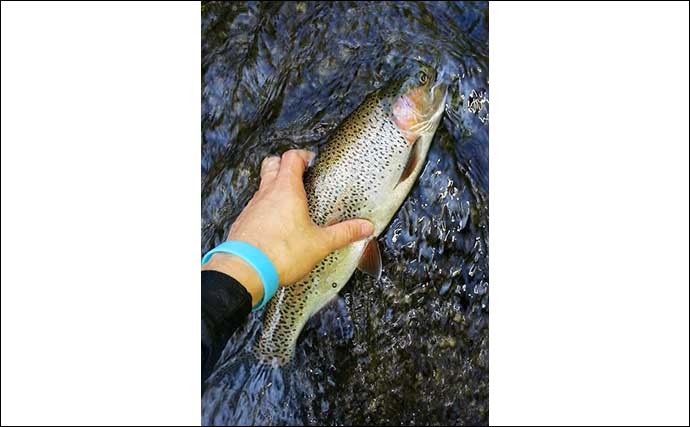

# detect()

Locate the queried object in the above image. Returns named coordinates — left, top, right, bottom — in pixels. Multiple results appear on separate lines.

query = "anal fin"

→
left=357, top=239, right=382, bottom=280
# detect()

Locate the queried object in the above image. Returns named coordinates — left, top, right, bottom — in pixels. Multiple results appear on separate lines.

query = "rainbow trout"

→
left=255, top=63, right=447, bottom=364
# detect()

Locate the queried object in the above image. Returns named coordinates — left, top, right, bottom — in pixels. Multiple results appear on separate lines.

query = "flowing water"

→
left=201, top=2, right=488, bottom=425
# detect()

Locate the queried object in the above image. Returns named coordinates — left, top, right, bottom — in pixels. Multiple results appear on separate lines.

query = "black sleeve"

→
left=201, top=270, right=252, bottom=385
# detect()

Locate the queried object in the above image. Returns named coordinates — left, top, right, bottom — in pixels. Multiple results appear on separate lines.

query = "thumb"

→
left=322, top=219, right=374, bottom=251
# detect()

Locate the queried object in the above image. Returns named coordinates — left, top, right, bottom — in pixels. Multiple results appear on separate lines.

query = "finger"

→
left=322, top=219, right=374, bottom=252
left=259, top=155, right=281, bottom=187
left=277, top=149, right=316, bottom=185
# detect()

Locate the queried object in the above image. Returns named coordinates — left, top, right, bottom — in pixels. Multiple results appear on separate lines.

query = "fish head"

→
left=387, top=63, right=447, bottom=144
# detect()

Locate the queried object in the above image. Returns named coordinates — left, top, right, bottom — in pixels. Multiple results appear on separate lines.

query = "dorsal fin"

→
left=397, top=138, right=421, bottom=184
left=357, top=239, right=382, bottom=280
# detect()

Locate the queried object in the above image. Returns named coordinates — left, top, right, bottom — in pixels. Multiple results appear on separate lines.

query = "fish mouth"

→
left=418, top=81, right=448, bottom=131
left=430, top=66, right=449, bottom=106
left=430, top=81, right=448, bottom=118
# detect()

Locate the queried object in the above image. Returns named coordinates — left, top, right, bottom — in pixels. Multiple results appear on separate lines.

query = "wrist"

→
left=201, top=253, right=264, bottom=307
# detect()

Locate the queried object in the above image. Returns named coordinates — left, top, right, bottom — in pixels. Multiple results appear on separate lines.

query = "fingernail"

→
left=360, top=221, right=374, bottom=236
left=306, top=151, right=316, bottom=166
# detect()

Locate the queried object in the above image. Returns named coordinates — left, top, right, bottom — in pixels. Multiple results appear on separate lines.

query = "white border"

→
left=490, top=2, right=689, bottom=425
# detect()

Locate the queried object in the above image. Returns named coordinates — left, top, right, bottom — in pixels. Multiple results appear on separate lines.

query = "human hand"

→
left=202, top=149, right=374, bottom=305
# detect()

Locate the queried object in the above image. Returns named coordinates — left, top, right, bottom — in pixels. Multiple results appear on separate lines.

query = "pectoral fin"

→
left=357, top=239, right=382, bottom=280
left=398, top=138, right=422, bottom=184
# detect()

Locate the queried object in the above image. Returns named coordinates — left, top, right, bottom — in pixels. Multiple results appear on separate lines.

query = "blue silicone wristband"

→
left=201, top=241, right=279, bottom=311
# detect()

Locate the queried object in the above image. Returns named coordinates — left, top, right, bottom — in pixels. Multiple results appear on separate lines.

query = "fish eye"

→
left=418, top=71, right=429, bottom=85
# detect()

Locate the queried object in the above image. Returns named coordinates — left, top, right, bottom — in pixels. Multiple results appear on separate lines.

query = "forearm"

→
left=200, top=255, right=263, bottom=385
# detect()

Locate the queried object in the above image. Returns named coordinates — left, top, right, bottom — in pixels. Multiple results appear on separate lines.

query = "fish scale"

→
left=254, top=68, right=446, bottom=365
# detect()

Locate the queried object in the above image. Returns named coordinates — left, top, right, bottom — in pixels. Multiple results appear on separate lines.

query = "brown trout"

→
left=255, top=62, right=447, bottom=364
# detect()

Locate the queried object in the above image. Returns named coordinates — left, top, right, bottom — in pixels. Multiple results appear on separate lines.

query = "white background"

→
left=1, top=1, right=688, bottom=426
